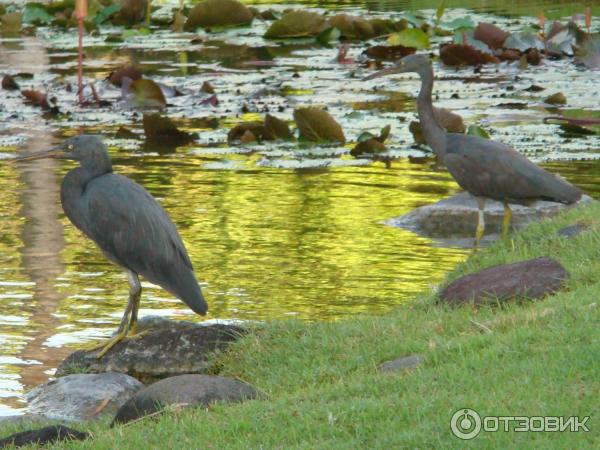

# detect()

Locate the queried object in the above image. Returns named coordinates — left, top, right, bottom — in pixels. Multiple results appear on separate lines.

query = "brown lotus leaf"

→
left=114, top=0, right=148, bottom=25
left=227, top=122, right=265, bottom=144
left=440, top=43, right=500, bottom=66
left=129, top=79, right=166, bottom=108
left=544, top=92, right=566, bottom=105
left=21, top=89, right=50, bottom=109
left=201, top=81, right=215, bottom=94
left=330, top=13, right=375, bottom=40
left=115, top=126, right=140, bottom=139
left=185, top=0, right=253, bottom=30
left=473, top=22, right=509, bottom=50
left=263, top=114, right=292, bottom=140
left=410, top=107, right=465, bottom=144
left=351, top=138, right=386, bottom=157
left=143, top=113, right=194, bottom=144
left=497, top=49, right=521, bottom=61
left=240, top=130, right=257, bottom=144
left=109, top=65, right=142, bottom=87
left=1, top=12, right=22, bottom=32
left=365, top=45, right=416, bottom=60
left=293, top=108, right=345, bottom=144
left=264, top=10, right=326, bottom=38
left=2, top=74, right=19, bottom=90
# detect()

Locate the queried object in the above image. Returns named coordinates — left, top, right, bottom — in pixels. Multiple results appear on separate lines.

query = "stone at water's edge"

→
left=56, top=322, right=246, bottom=383
left=440, top=257, right=569, bottom=306
left=26, top=373, right=143, bottom=422
left=386, top=192, right=593, bottom=239
left=112, top=374, right=259, bottom=425
left=0, top=425, right=89, bottom=448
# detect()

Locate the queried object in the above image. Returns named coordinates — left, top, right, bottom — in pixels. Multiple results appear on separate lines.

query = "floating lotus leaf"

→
left=185, top=0, right=253, bottom=30
left=129, top=79, right=167, bottom=108
left=293, top=108, right=345, bottom=143
left=388, top=28, right=430, bottom=49
left=264, top=10, right=326, bottom=39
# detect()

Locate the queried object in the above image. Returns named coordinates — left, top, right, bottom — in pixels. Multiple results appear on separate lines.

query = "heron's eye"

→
left=67, top=144, right=74, bottom=151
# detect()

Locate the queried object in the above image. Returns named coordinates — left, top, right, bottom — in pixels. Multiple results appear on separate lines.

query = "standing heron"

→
left=363, top=55, right=582, bottom=246
left=13, top=135, right=208, bottom=357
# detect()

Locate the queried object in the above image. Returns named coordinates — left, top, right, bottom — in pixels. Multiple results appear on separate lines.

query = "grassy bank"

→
left=3, top=202, right=600, bottom=449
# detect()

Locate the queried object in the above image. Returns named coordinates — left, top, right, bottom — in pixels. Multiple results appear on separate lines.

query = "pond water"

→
left=0, top=0, right=598, bottom=414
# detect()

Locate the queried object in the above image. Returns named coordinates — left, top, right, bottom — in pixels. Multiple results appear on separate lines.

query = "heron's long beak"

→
left=11, top=146, right=64, bottom=163
left=362, top=65, right=405, bottom=81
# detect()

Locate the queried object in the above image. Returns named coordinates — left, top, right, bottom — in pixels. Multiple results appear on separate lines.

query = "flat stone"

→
left=379, top=354, right=423, bottom=373
left=440, top=257, right=568, bottom=306
left=386, top=192, right=592, bottom=241
left=56, top=322, right=246, bottom=383
left=26, top=373, right=143, bottom=422
left=112, top=374, right=259, bottom=425
left=0, top=425, right=88, bottom=448
left=557, top=224, right=588, bottom=239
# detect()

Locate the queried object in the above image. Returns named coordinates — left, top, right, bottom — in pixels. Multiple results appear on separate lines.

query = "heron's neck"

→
left=416, top=66, right=446, bottom=157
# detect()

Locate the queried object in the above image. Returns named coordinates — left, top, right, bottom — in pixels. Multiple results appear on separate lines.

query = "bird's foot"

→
left=127, top=329, right=149, bottom=340
left=95, top=328, right=128, bottom=359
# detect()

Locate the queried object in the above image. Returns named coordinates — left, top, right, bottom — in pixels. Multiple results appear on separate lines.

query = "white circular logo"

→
left=450, top=408, right=482, bottom=440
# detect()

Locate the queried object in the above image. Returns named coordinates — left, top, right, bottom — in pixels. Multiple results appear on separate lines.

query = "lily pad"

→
left=264, top=10, right=325, bottom=39
left=143, top=114, right=194, bottom=144
left=544, top=92, right=567, bottom=105
left=293, top=108, right=345, bottom=144
left=575, top=34, right=600, bottom=69
left=440, top=43, right=499, bottom=66
left=22, top=3, right=53, bottom=25
left=503, top=31, right=544, bottom=52
left=473, top=22, right=509, bottom=50
left=185, top=0, right=253, bottom=30
left=388, top=28, right=430, bottom=49
left=129, top=79, right=167, bottom=109
left=442, top=17, right=475, bottom=31
left=466, top=124, right=490, bottom=139
left=264, top=114, right=292, bottom=140
left=316, top=27, right=341, bottom=46
left=93, top=4, right=121, bottom=25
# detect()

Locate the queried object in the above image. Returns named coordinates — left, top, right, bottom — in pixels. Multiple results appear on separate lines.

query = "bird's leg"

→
left=127, top=271, right=141, bottom=336
left=95, top=271, right=139, bottom=358
left=474, top=197, right=486, bottom=249
left=502, top=202, right=513, bottom=238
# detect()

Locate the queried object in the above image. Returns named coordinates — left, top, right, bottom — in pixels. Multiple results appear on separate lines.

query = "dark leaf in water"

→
left=129, top=79, right=167, bottom=108
left=369, top=18, right=408, bottom=37
left=171, top=11, right=186, bottom=32
left=293, top=108, right=345, bottom=144
left=497, top=49, right=521, bottom=61
left=388, top=28, right=430, bottom=49
left=440, top=43, right=499, bottom=66
left=109, top=66, right=142, bottom=87
left=201, top=81, right=215, bottom=94
left=544, top=115, right=600, bottom=136
left=524, top=84, right=545, bottom=92
left=2, top=74, right=19, bottom=90
left=377, top=124, right=391, bottom=142
left=113, top=0, right=148, bottom=25
left=227, top=121, right=265, bottom=144
left=575, top=33, right=600, bottom=69
left=364, top=45, right=416, bottom=60
left=1, top=12, right=22, bottom=32
left=21, top=89, right=50, bottom=109
left=185, top=0, right=253, bottom=30
left=409, top=107, right=465, bottom=144
left=115, top=126, right=140, bottom=139
left=473, top=22, right=509, bottom=50
left=543, top=92, right=566, bottom=105
left=264, top=10, right=326, bottom=38
left=503, top=31, right=544, bottom=52
left=143, top=113, right=194, bottom=144
left=316, top=27, right=341, bottom=46
left=526, top=48, right=542, bottom=65
left=351, top=138, right=386, bottom=157
left=329, top=14, right=375, bottom=40
left=259, top=9, right=278, bottom=21
left=466, top=124, right=490, bottom=139
left=264, top=114, right=292, bottom=140
left=240, top=130, right=257, bottom=144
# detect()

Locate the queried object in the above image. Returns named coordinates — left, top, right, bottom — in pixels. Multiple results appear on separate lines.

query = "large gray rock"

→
left=440, top=257, right=568, bottom=306
left=26, top=373, right=143, bottom=422
left=386, top=192, right=592, bottom=243
left=56, top=322, right=246, bottom=383
left=112, top=374, right=259, bottom=425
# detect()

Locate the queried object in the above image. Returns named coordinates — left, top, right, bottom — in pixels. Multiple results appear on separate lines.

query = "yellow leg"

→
left=502, top=202, right=512, bottom=238
left=96, top=271, right=141, bottom=358
left=474, top=197, right=486, bottom=249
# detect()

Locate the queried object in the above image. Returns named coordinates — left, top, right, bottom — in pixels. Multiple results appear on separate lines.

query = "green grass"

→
left=3, top=202, right=600, bottom=449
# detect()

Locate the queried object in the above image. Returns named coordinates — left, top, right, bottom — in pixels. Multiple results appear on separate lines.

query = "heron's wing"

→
left=82, top=174, right=193, bottom=273
left=444, top=134, right=581, bottom=203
